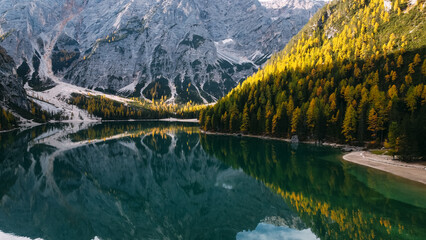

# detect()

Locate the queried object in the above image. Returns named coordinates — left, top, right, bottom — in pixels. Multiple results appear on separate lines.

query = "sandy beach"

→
left=343, top=151, right=426, bottom=185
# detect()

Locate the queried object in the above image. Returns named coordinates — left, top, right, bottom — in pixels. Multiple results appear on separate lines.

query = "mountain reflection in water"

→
left=0, top=122, right=305, bottom=240
left=0, top=122, right=425, bottom=240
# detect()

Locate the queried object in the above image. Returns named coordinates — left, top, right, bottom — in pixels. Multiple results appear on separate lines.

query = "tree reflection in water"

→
left=201, top=134, right=426, bottom=240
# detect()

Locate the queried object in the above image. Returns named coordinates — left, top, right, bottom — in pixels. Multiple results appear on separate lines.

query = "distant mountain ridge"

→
left=0, top=0, right=323, bottom=104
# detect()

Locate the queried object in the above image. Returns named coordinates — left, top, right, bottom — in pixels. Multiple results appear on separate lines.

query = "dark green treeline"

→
left=200, top=0, right=426, bottom=160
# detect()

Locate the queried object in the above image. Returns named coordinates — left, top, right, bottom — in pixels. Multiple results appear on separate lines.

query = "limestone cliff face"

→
left=0, top=46, right=28, bottom=110
left=0, top=0, right=323, bottom=103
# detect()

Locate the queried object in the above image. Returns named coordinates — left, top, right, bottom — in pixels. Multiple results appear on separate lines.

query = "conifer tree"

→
left=342, top=105, right=357, bottom=143
left=368, top=108, right=379, bottom=139
left=397, top=55, right=403, bottom=68
left=421, top=60, right=426, bottom=76
left=240, top=104, right=250, bottom=133
left=291, top=107, right=301, bottom=134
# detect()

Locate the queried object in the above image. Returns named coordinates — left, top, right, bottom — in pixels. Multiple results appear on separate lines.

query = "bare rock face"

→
left=0, top=0, right=324, bottom=103
left=0, top=46, right=28, bottom=110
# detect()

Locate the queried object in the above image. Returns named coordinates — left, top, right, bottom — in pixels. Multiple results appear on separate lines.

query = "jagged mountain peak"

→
left=0, top=0, right=324, bottom=104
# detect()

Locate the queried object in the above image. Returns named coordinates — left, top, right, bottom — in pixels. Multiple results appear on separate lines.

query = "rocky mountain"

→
left=0, top=0, right=324, bottom=104
left=0, top=46, right=28, bottom=110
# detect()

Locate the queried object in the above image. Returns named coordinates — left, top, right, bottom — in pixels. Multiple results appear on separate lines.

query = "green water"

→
left=0, top=122, right=425, bottom=240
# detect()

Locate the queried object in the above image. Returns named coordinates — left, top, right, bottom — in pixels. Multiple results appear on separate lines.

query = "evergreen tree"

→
left=240, top=104, right=250, bottom=133
left=367, top=108, right=379, bottom=140
left=422, top=59, right=426, bottom=76
left=342, top=105, right=357, bottom=143
left=397, top=55, right=403, bottom=68
left=291, top=107, right=301, bottom=135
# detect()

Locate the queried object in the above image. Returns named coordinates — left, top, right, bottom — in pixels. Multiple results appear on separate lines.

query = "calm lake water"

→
left=0, top=122, right=425, bottom=240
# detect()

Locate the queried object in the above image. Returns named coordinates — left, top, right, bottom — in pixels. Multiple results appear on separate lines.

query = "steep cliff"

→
left=0, top=0, right=323, bottom=103
left=0, top=46, right=28, bottom=110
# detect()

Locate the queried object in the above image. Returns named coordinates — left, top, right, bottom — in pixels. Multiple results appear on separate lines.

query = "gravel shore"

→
left=343, top=151, right=426, bottom=185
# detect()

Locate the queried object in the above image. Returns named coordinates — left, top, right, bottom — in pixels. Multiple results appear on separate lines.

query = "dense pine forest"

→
left=200, top=0, right=426, bottom=160
left=70, top=93, right=203, bottom=120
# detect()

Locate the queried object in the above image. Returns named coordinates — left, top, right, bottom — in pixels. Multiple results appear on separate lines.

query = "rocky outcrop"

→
left=0, top=0, right=324, bottom=103
left=0, top=46, right=28, bottom=110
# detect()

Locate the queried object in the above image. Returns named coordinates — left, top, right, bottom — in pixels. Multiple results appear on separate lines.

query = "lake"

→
left=0, top=122, right=425, bottom=240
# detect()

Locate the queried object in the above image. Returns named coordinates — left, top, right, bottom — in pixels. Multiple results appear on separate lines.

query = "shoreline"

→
left=3, top=118, right=199, bottom=133
left=0, top=128, right=20, bottom=133
left=7, top=123, right=424, bottom=185
left=0, top=118, right=199, bottom=135
left=200, top=130, right=364, bottom=151
left=343, top=151, right=426, bottom=185
left=200, top=130, right=426, bottom=185
left=101, top=118, right=199, bottom=123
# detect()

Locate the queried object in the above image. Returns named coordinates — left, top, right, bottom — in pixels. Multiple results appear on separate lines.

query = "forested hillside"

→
left=200, top=0, right=426, bottom=160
